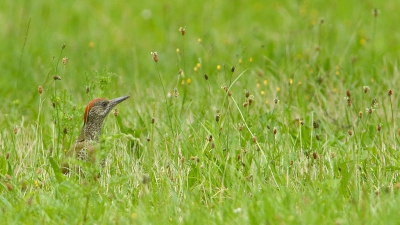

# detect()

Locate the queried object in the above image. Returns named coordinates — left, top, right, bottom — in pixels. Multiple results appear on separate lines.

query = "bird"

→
left=62, top=95, right=130, bottom=174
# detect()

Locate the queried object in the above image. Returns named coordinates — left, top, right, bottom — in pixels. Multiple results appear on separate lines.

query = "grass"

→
left=1, top=0, right=400, bottom=224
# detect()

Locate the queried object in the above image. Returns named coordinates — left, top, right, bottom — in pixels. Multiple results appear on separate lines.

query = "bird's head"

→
left=83, top=95, right=130, bottom=124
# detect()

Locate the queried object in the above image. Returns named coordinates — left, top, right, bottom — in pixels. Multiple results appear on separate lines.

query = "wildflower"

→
left=198, top=38, right=202, bottom=43
left=217, top=65, right=221, bottom=70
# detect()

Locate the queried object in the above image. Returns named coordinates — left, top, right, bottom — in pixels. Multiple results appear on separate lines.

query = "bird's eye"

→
left=102, top=102, right=107, bottom=107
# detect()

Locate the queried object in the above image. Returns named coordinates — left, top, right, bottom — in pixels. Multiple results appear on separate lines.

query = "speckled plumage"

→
left=62, top=95, right=129, bottom=174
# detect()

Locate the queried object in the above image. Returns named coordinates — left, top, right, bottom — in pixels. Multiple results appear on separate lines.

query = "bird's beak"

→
left=109, top=95, right=130, bottom=107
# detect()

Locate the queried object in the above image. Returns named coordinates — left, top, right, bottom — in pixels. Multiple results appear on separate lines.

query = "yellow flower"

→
left=261, top=91, right=265, bottom=95
left=217, top=65, right=221, bottom=70
left=263, top=80, right=268, bottom=85
left=359, top=38, right=366, bottom=46
left=198, top=38, right=202, bottom=43
left=88, top=41, right=95, bottom=48
left=276, top=87, right=281, bottom=92
left=176, top=48, right=180, bottom=53
left=249, top=57, right=253, bottom=62
left=187, top=78, right=191, bottom=84
left=238, top=58, right=242, bottom=64
left=196, top=63, right=201, bottom=68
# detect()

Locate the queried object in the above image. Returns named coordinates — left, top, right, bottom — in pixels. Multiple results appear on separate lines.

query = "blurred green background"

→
left=1, top=0, right=400, bottom=224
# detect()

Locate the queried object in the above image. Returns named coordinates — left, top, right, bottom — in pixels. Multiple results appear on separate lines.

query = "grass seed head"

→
left=151, top=52, right=158, bottom=63
left=61, top=43, right=66, bottom=49
left=113, top=109, right=119, bottom=116
left=6, top=183, right=13, bottom=191
left=53, top=75, right=61, bottom=80
left=216, top=113, right=220, bottom=122
left=204, top=74, right=208, bottom=80
left=363, top=86, right=370, bottom=93
left=179, top=27, right=185, bottom=35
left=38, top=86, right=43, bottom=94
left=62, top=57, right=68, bottom=65
left=373, top=8, right=379, bottom=17
left=174, top=88, right=179, bottom=97
left=231, top=66, right=235, bottom=73
left=346, top=90, right=351, bottom=98
left=388, top=89, right=393, bottom=96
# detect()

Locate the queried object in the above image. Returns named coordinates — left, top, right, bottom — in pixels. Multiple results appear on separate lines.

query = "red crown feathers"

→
left=83, top=98, right=106, bottom=123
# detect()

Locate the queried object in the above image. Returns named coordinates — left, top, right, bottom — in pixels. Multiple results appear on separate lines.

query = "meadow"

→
left=1, top=0, right=400, bottom=224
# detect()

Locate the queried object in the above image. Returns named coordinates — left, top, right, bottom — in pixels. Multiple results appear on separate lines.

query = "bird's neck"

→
left=76, top=118, right=105, bottom=142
